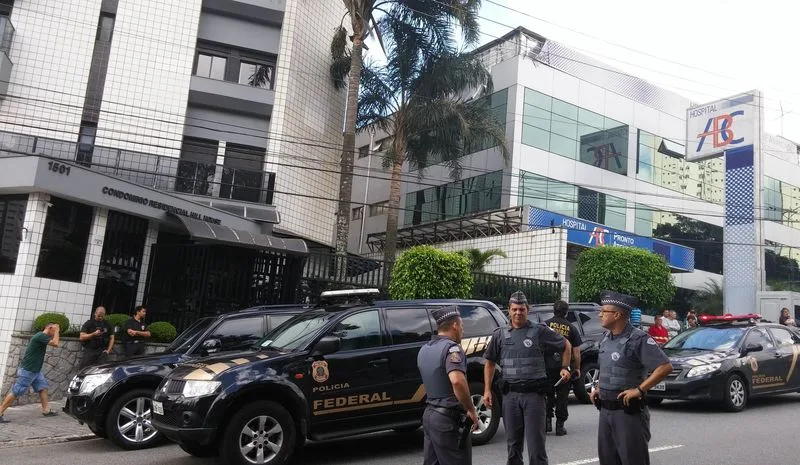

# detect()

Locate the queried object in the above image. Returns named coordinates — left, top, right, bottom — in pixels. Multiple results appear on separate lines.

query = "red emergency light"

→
left=698, top=313, right=761, bottom=324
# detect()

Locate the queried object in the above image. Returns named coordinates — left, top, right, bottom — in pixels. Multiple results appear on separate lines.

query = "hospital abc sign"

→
left=685, top=91, right=759, bottom=163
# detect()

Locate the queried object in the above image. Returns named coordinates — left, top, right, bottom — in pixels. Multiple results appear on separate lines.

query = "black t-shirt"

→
left=124, top=318, right=148, bottom=344
left=81, top=319, right=112, bottom=350
left=544, top=316, right=582, bottom=369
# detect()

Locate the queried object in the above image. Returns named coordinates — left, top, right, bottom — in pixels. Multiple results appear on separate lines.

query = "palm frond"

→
left=329, top=25, right=351, bottom=90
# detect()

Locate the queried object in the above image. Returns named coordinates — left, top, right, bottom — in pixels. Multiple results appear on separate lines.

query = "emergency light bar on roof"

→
left=698, top=313, right=761, bottom=325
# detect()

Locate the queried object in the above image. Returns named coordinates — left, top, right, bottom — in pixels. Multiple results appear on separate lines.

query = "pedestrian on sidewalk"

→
left=0, top=323, right=61, bottom=422
left=79, top=306, right=114, bottom=369
left=124, top=305, right=151, bottom=359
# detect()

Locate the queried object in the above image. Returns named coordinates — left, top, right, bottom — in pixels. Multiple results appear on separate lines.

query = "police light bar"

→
left=698, top=313, right=761, bottom=324
left=320, top=288, right=380, bottom=298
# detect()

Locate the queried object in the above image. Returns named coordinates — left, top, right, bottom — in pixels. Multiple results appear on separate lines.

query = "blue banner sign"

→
left=527, top=207, right=695, bottom=272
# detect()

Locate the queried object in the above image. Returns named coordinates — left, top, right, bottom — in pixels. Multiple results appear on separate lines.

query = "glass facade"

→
left=764, top=176, right=800, bottom=228
left=521, top=88, right=629, bottom=175
left=765, top=240, right=800, bottom=291
left=0, top=194, right=27, bottom=274
left=634, top=204, right=722, bottom=274
left=519, top=171, right=626, bottom=230
left=405, top=171, right=503, bottom=226
left=637, top=130, right=724, bottom=204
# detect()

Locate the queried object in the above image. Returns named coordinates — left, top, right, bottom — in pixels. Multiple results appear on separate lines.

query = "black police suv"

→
left=151, top=296, right=507, bottom=464
left=647, top=314, right=800, bottom=411
left=529, top=302, right=606, bottom=403
left=63, top=305, right=310, bottom=450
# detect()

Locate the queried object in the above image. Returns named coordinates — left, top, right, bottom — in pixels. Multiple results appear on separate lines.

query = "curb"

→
left=0, top=433, right=97, bottom=449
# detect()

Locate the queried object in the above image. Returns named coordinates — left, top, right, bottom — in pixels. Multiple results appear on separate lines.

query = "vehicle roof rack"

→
left=319, top=288, right=381, bottom=307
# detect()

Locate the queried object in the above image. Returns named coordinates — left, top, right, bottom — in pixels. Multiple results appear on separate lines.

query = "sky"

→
left=477, top=0, right=800, bottom=145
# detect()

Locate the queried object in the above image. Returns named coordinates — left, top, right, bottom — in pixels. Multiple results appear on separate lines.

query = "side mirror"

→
left=743, top=343, right=763, bottom=355
left=201, top=338, right=222, bottom=356
left=313, top=335, right=341, bottom=356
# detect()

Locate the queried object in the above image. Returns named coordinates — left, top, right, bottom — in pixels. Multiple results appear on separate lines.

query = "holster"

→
left=457, top=415, right=472, bottom=450
left=623, top=397, right=645, bottom=415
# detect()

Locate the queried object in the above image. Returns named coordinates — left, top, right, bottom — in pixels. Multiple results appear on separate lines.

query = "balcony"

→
left=0, top=16, right=15, bottom=98
left=0, top=130, right=277, bottom=209
left=203, top=0, right=285, bottom=25
left=189, top=73, right=275, bottom=117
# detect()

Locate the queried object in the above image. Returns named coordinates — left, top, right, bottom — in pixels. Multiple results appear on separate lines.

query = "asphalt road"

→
left=5, top=395, right=800, bottom=465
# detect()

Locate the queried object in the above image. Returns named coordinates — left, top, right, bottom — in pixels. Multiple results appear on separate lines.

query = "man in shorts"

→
left=0, top=322, right=61, bottom=422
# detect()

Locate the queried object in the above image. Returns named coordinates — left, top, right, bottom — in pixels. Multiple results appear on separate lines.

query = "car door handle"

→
left=368, top=358, right=389, bottom=367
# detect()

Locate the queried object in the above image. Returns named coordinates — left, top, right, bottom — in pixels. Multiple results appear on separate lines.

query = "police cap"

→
left=509, top=290, right=528, bottom=305
left=432, top=305, right=460, bottom=326
left=599, top=290, right=638, bottom=313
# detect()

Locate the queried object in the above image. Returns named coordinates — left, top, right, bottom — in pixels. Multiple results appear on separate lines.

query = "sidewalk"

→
left=0, top=400, right=95, bottom=449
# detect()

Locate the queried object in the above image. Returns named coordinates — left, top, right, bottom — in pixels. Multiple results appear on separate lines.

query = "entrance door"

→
left=92, top=211, right=148, bottom=314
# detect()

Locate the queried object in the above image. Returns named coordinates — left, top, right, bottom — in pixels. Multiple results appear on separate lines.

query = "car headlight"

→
left=79, top=373, right=113, bottom=394
left=686, top=363, right=722, bottom=378
left=182, top=380, right=221, bottom=398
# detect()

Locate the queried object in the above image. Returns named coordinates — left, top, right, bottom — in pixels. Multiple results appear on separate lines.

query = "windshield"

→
left=166, top=317, right=215, bottom=353
left=259, top=312, right=337, bottom=352
left=663, top=327, right=746, bottom=351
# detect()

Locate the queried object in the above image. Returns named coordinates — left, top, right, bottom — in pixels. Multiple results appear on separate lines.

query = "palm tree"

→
left=329, top=0, right=483, bottom=277
left=356, top=8, right=510, bottom=268
left=457, top=248, right=508, bottom=272
left=691, top=280, right=723, bottom=315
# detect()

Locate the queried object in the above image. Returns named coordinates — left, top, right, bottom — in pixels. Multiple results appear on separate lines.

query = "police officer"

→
left=418, top=306, right=479, bottom=465
left=544, top=300, right=581, bottom=436
left=589, top=291, right=673, bottom=465
left=483, top=291, right=572, bottom=465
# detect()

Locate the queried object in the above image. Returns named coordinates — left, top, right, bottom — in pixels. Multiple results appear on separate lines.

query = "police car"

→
left=63, top=304, right=310, bottom=449
left=646, top=313, right=800, bottom=411
left=150, top=291, right=507, bottom=464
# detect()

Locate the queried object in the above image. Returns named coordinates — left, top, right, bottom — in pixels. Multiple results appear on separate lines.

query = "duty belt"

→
left=427, top=405, right=465, bottom=422
left=504, top=381, right=547, bottom=394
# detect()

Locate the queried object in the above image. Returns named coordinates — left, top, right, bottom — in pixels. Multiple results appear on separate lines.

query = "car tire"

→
left=574, top=362, right=598, bottom=404
left=88, top=424, right=108, bottom=439
left=221, top=400, right=296, bottom=465
left=468, top=381, right=500, bottom=446
left=180, top=442, right=218, bottom=457
left=105, top=388, right=164, bottom=450
left=723, top=373, right=748, bottom=412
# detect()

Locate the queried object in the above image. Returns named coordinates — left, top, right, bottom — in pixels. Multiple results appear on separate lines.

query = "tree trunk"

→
left=383, top=126, right=405, bottom=281
left=334, top=29, right=364, bottom=280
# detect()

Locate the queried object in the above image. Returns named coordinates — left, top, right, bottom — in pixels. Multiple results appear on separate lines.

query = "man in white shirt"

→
left=663, top=310, right=681, bottom=339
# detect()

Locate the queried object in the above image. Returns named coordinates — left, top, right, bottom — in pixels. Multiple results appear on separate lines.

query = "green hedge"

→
left=32, top=313, right=70, bottom=333
left=389, top=246, right=473, bottom=300
left=106, top=313, right=131, bottom=334
left=149, top=321, right=177, bottom=343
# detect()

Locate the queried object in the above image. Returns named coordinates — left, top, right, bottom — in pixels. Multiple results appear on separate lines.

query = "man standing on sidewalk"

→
left=79, top=306, right=114, bottom=368
left=0, top=323, right=61, bottom=422
left=124, top=305, right=151, bottom=359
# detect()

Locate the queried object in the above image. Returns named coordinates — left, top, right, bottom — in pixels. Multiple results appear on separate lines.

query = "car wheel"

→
left=723, top=374, right=747, bottom=412
left=105, top=388, right=163, bottom=450
left=88, top=424, right=107, bottom=438
left=574, top=362, right=598, bottom=404
left=221, top=400, right=296, bottom=465
left=468, top=381, right=500, bottom=446
left=180, top=442, right=218, bottom=457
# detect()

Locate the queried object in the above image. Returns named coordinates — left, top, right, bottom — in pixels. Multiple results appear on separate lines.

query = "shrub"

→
left=573, top=246, right=675, bottom=311
left=32, top=312, right=70, bottom=333
left=105, top=313, right=131, bottom=334
left=149, top=321, right=177, bottom=343
left=389, top=246, right=473, bottom=300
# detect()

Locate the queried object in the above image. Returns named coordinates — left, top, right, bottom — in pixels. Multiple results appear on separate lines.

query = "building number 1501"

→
left=47, top=161, right=71, bottom=176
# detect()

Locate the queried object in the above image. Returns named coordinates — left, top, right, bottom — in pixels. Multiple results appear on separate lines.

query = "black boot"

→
left=546, top=418, right=553, bottom=433
left=556, top=422, right=567, bottom=436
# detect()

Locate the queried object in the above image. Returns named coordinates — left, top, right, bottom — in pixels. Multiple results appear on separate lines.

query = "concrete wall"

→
left=1, top=334, right=169, bottom=404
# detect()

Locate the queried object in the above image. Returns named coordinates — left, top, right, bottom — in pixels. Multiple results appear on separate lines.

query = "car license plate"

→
left=152, top=401, right=164, bottom=416
left=651, top=382, right=666, bottom=391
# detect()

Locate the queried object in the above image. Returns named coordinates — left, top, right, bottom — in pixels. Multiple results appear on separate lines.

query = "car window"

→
left=330, top=310, right=383, bottom=351
left=268, top=314, right=294, bottom=331
left=385, top=308, right=433, bottom=345
left=206, top=316, right=264, bottom=352
left=768, top=327, right=795, bottom=348
left=459, top=306, right=499, bottom=337
left=745, top=327, right=774, bottom=350
left=578, top=312, right=603, bottom=335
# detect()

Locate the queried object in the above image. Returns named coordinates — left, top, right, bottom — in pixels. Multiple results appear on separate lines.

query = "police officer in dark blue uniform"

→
left=589, top=291, right=673, bottom=465
left=544, top=300, right=582, bottom=436
left=418, top=306, right=479, bottom=465
left=483, top=291, right=572, bottom=465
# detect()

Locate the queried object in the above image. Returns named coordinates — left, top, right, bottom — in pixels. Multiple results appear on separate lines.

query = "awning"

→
left=171, top=214, right=308, bottom=255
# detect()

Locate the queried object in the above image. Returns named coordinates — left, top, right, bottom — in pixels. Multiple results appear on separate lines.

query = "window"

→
left=267, top=314, right=293, bottom=331
left=96, top=13, right=115, bottom=42
left=352, top=207, right=363, bottom=221
left=195, top=53, right=227, bottom=80
left=764, top=176, right=800, bottom=229
left=176, top=137, right=218, bottom=196
left=0, top=194, right=27, bottom=274
left=239, top=61, right=274, bottom=89
left=522, top=88, right=629, bottom=175
left=578, top=312, right=604, bottom=336
left=405, top=171, right=503, bottom=226
left=768, top=327, right=796, bottom=348
left=458, top=306, right=498, bottom=338
left=220, top=143, right=265, bottom=203
left=744, top=327, right=774, bottom=350
left=358, top=145, right=370, bottom=159
left=765, top=241, right=800, bottom=288
left=36, top=197, right=93, bottom=283
left=369, top=201, right=389, bottom=217
left=330, top=310, right=383, bottom=351
left=385, top=308, right=433, bottom=344
left=76, top=122, right=97, bottom=166
left=206, top=316, right=264, bottom=352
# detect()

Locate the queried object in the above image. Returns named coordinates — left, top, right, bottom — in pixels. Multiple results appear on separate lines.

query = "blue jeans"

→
left=11, top=368, right=48, bottom=397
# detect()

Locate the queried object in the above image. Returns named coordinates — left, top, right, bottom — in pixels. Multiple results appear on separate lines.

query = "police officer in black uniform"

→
left=483, top=291, right=572, bottom=465
left=589, top=291, right=673, bottom=465
left=544, top=300, right=582, bottom=436
left=418, top=306, right=479, bottom=465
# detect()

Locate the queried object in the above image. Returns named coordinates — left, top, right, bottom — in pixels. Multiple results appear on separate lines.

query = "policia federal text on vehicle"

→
left=151, top=293, right=507, bottom=465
